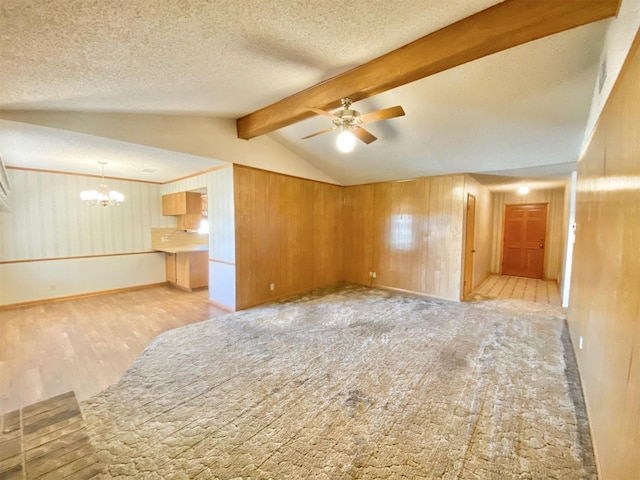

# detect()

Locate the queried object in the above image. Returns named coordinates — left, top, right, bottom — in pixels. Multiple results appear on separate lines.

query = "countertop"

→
left=154, top=246, right=208, bottom=254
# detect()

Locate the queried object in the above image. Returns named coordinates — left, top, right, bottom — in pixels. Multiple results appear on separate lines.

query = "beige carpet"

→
left=81, top=284, right=595, bottom=479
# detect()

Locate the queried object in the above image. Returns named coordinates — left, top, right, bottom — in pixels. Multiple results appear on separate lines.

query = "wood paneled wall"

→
left=342, top=175, right=465, bottom=301
left=489, top=187, right=566, bottom=280
left=342, top=185, right=375, bottom=286
left=568, top=33, right=640, bottom=480
left=234, top=166, right=342, bottom=310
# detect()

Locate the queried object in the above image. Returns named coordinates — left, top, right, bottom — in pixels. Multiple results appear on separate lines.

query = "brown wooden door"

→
left=502, top=203, right=547, bottom=279
left=463, top=194, right=476, bottom=297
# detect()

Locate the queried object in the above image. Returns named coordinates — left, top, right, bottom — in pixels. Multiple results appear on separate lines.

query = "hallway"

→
left=471, top=274, right=562, bottom=306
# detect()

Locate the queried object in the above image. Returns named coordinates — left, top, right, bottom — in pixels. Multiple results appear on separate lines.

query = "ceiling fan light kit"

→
left=303, top=98, right=405, bottom=153
left=336, top=129, right=356, bottom=153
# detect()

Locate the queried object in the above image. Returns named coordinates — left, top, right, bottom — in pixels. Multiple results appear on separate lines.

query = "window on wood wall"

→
left=390, top=214, right=415, bottom=251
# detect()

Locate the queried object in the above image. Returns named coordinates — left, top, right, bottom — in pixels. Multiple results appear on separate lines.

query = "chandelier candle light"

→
left=80, top=161, right=124, bottom=206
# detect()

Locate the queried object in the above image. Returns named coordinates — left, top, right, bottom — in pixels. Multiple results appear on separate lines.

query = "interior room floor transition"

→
left=1, top=277, right=591, bottom=479
left=470, top=274, right=562, bottom=306
left=0, top=285, right=227, bottom=414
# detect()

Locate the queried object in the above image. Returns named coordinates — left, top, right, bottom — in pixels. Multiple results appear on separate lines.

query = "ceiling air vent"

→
left=598, top=55, right=607, bottom=94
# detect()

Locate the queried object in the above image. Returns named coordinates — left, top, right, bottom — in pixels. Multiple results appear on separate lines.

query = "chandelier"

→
left=80, top=161, right=124, bottom=206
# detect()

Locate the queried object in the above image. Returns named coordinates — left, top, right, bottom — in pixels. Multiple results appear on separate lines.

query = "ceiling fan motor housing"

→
left=302, top=96, right=403, bottom=143
left=333, top=108, right=361, bottom=129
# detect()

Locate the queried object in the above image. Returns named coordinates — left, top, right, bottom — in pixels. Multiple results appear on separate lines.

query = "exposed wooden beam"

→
left=236, top=0, right=620, bottom=140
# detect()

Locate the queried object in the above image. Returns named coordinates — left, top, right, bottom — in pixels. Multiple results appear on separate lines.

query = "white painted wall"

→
left=0, top=169, right=172, bottom=260
left=0, top=169, right=172, bottom=305
left=0, top=253, right=165, bottom=305
left=582, top=0, right=640, bottom=147
left=0, top=112, right=340, bottom=185
left=162, top=166, right=236, bottom=310
left=0, top=165, right=237, bottom=308
left=561, top=172, right=577, bottom=307
left=209, top=262, right=236, bottom=311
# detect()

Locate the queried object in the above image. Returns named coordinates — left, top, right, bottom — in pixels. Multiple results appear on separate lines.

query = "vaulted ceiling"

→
left=0, top=0, right=619, bottom=187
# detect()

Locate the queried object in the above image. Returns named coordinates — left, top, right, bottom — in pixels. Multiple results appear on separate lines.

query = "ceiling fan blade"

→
left=359, top=105, right=405, bottom=125
left=304, top=106, right=338, bottom=119
left=301, top=127, right=336, bottom=140
left=353, top=127, right=377, bottom=144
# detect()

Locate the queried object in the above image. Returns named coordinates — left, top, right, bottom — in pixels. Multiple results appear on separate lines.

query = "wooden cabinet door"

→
left=163, top=192, right=203, bottom=230
left=175, top=251, right=208, bottom=290
left=185, top=192, right=202, bottom=214
left=178, top=213, right=201, bottom=230
left=188, top=251, right=209, bottom=289
left=162, top=193, right=185, bottom=215
left=165, top=253, right=177, bottom=283
left=501, top=203, right=547, bottom=279
left=162, top=192, right=202, bottom=215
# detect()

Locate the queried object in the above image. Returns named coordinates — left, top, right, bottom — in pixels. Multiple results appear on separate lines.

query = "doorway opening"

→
left=463, top=193, right=476, bottom=297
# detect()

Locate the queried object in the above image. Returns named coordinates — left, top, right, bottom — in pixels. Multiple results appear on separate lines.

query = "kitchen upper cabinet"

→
left=162, top=192, right=202, bottom=216
left=177, top=214, right=201, bottom=230
left=163, top=192, right=202, bottom=230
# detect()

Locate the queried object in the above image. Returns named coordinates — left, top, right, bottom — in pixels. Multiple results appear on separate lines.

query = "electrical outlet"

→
left=161, top=236, right=170, bottom=242
left=372, top=272, right=377, bottom=279
left=49, top=284, right=56, bottom=291
left=579, top=336, right=583, bottom=350
left=270, top=283, right=275, bottom=291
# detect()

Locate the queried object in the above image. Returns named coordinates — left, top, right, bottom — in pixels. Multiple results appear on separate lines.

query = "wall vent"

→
left=598, top=55, right=607, bottom=94
left=0, top=154, right=10, bottom=212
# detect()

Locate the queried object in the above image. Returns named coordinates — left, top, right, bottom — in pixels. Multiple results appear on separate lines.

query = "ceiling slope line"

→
left=236, top=0, right=620, bottom=140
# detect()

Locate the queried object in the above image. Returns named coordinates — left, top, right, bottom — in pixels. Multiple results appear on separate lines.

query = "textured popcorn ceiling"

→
left=0, top=0, right=610, bottom=185
left=0, top=0, right=501, bottom=114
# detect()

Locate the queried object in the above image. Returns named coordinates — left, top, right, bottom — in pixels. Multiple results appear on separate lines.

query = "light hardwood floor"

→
left=471, top=274, right=562, bottom=305
left=0, top=285, right=228, bottom=415
left=1, top=277, right=561, bottom=415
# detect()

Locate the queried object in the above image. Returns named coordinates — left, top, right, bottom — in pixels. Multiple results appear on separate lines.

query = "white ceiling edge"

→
left=0, top=114, right=574, bottom=193
left=0, top=111, right=582, bottom=191
left=0, top=119, right=227, bottom=183
left=272, top=21, right=609, bottom=186
left=0, top=112, right=342, bottom=185
left=470, top=176, right=569, bottom=193
left=581, top=0, right=640, bottom=150
left=0, top=2, right=616, bottom=189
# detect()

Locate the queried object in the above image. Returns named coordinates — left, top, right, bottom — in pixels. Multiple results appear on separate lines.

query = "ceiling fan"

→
left=302, top=98, right=405, bottom=152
